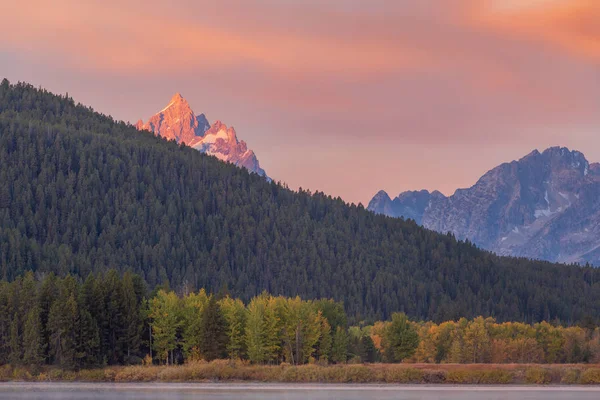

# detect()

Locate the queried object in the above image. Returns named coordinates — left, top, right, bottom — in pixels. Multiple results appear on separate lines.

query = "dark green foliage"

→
left=331, top=326, right=349, bottom=364
left=349, top=333, right=379, bottom=364
left=0, top=270, right=150, bottom=369
left=48, top=292, right=77, bottom=368
left=0, top=80, right=599, bottom=325
left=121, top=272, right=144, bottom=362
left=362, top=335, right=378, bottom=363
left=74, top=302, right=100, bottom=368
left=383, top=313, right=419, bottom=362
left=199, top=297, right=229, bottom=361
left=9, top=316, right=20, bottom=364
left=314, top=299, right=348, bottom=333
left=22, top=306, right=45, bottom=365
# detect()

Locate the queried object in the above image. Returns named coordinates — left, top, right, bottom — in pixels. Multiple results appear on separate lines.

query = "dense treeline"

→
left=2, top=272, right=600, bottom=370
left=0, top=271, right=346, bottom=368
left=0, top=271, right=146, bottom=368
left=0, top=79, right=600, bottom=323
left=368, top=316, right=600, bottom=364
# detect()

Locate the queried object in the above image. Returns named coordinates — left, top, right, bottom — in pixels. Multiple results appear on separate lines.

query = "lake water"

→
left=0, top=383, right=599, bottom=399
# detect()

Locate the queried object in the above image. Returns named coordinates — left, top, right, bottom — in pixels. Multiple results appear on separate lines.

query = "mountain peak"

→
left=539, top=146, right=586, bottom=161
left=171, top=92, right=184, bottom=102
left=373, top=190, right=391, bottom=201
left=370, top=146, right=600, bottom=265
left=521, top=149, right=540, bottom=160
left=159, top=93, right=191, bottom=114
left=367, top=191, right=393, bottom=216
left=137, top=97, right=267, bottom=178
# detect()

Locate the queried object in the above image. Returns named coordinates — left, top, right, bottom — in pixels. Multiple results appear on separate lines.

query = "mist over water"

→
left=1, top=383, right=600, bottom=400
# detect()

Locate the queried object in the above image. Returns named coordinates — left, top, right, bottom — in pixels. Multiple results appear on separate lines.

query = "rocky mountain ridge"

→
left=368, top=147, right=600, bottom=265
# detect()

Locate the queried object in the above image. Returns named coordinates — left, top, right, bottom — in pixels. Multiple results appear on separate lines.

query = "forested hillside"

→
left=0, top=79, right=599, bottom=323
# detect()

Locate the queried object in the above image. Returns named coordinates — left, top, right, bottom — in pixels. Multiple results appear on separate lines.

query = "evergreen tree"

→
left=38, top=274, right=58, bottom=364
left=199, top=296, right=229, bottom=361
left=8, top=316, right=20, bottom=364
left=48, top=293, right=78, bottom=368
left=121, top=272, right=143, bottom=363
left=105, top=270, right=126, bottom=364
left=22, top=306, right=45, bottom=365
left=74, top=304, right=100, bottom=368
left=362, top=335, right=378, bottom=363
left=0, top=282, right=11, bottom=362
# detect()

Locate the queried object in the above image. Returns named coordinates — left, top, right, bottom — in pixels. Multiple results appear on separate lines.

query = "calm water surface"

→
left=0, top=383, right=599, bottom=399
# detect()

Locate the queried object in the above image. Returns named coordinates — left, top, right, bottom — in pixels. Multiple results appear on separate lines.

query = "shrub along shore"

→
left=2, top=362, right=600, bottom=385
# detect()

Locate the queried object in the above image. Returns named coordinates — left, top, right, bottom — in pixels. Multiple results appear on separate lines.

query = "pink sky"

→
left=2, top=0, right=599, bottom=204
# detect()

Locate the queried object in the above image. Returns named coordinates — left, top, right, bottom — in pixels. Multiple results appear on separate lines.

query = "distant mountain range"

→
left=369, top=147, right=600, bottom=266
left=136, top=93, right=267, bottom=177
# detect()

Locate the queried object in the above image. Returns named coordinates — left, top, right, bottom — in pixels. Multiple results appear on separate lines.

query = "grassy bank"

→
left=2, top=361, right=600, bottom=384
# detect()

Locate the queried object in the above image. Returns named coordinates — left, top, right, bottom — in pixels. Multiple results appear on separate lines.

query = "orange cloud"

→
left=471, top=0, right=600, bottom=62
left=0, top=0, right=429, bottom=77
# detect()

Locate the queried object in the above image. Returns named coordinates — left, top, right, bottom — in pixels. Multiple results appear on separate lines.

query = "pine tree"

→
left=105, top=270, right=126, bottom=364
left=8, top=315, right=20, bottom=364
left=121, top=272, right=143, bottom=363
left=74, top=299, right=100, bottom=368
left=0, top=282, right=10, bottom=362
left=22, top=306, right=45, bottom=365
left=48, top=293, right=77, bottom=368
left=0, top=183, right=10, bottom=209
left=199, top=296, right=229, bottom=361
left=38, top=273, right=58, bottom=364
left=362, top=335, right=378, bottom=363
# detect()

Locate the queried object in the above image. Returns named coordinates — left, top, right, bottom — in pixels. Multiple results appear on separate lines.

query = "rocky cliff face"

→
left=369, top=189, right=446, bottom=225
left=368, top=147, right=600, bottom=265
left=137, top=94, right=266, bottom=177
left=190, top=120, right=266, bottom=177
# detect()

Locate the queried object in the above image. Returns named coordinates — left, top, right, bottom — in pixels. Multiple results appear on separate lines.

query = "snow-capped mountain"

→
left=136, top=93, right=266, bottom=177
left=369, top=147, right=600, bottom=265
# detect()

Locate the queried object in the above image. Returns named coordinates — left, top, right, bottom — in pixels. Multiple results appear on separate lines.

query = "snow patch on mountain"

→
left=137, top=94, right=267, bottom=178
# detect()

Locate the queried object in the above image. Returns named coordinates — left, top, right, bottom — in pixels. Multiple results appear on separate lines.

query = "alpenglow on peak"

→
left=136, top=94, right=267, bottom=177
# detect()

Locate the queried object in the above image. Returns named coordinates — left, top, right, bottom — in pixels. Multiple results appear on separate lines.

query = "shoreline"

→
left=2, top=363, right=600, bottom=385
left=1, top=382, right=600, bottom=390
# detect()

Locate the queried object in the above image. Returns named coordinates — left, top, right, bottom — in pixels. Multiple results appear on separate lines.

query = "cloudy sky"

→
left=2, top=0, right=599, bottom=204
